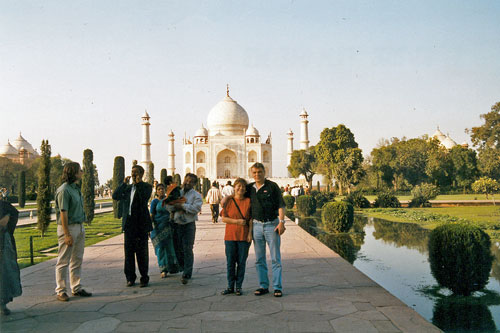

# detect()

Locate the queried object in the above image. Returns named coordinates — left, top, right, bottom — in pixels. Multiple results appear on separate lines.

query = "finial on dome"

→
left=226, top=84, right=230, bottom=97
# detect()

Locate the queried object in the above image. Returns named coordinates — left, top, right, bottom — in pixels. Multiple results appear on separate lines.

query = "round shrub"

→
left=409, top=183, right=439, bottom=207
left=373, top=192, right=401, bottom=208
left=296, top=195, right=316, bottom=216
left=428, top=223, right=493, bottom=296
left=344, top=191, right=370, bottom=208
left=283, top=195, right=295, bottom=210
left=311, top=191, right=335, bottom=208
left=321, top=201, right=354, bottom=233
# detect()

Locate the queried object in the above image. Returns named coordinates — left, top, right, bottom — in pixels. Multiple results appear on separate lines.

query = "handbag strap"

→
left=231, top=197, right=246, bottom=220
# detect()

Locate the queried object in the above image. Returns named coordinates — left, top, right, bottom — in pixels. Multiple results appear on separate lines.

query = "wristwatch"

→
left=279, top=219, right=285, bottom=224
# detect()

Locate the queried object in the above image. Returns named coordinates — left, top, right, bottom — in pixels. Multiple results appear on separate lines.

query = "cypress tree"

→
left=317, top=180, right=320, bottom=192
left=112, top=156, right=125, bottom=218
left=173, top=173, right=181, bottom=186
left=202, top=178, right=210, bottom=197
left=18, top=170, right=26, bottom=208
left=147, top=162, right=155, bottom=184
left=82, top=149, right=95, bottom=224
left=37, top=140, right=51, bottom=237
left=160, top=168, right=167, bottom=185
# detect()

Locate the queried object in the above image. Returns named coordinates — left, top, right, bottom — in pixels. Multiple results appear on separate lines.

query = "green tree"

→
left=288, top=148, right=317, bottom=188
left=469, top=102, right=500, bottom=150
left=160, top=168, right=167, bottom=185
left=315, top=125, right=364, bottom=195
left=18, top=170, right=26, bottom=208
left=0, top=156, right=24, bottom=190
left=36, top=140, right=51, bottom=237
left=449, top=145, right=478, bottom=191
left=472, top=177, right=500, bottom=204
left=477, top=148, right=500, bottom=181
left=112, top=156, right=125, bottom=218
left=425, top=139, right=453, bottom=188
left=147, top=163, right=154, bottom=184
left=82, top=149, right=95, bottom=224
left=371, top=141, right=398, bottom=189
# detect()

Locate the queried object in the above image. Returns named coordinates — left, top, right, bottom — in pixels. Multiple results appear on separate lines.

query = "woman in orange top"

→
left=220, top=178, right=252, bottom=296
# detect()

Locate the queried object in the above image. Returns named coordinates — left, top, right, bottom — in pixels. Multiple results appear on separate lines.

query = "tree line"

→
left=288, top=101, right=500, bottom=194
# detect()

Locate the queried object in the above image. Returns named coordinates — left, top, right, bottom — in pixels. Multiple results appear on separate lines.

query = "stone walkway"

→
left=0, top=205, right=440, bottom=332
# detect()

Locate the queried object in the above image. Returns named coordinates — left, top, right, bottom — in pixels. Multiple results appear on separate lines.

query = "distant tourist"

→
left=150, top=179, right=180, bottom=278
left=167, top=173, right=202, bottom=285
left=220, top=178, right=252, bottom=296
left=113, top=165, right=153, bottom=288
left=0, top=197, right=21, bottom=315
left=54, top=162, right=92, bottom=301
left=206, top=181, right=222, bottom=223
left=248, top=162, right=286, bottom=297
left=221, top=180, right=234, bottom=198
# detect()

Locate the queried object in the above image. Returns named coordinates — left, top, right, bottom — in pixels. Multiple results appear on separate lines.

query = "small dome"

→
left=195, top=124, right=208, bottom=137
left=432, top=127, right=446, bottom=141
left=142, top=110, right=150, bottom=119
left=0, top=140, right=18, bottom=157
left=300, top=109, right=308, bottom=117
left=246, top=124, right=259, bottom=137
left=207, top=94, right=249, bottom=136
left=168, top=130, right=175, bottom=137
left=441, top=135, right=457, bottom=149
left=287, top=128, right=294, bottom=136
left=12, top=133, right=37, bottom=155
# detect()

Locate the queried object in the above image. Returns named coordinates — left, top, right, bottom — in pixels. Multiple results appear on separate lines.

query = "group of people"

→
left=0, top=161, right=287, bottom=316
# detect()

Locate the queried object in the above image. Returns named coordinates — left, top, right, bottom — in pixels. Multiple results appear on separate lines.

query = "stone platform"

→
left=0, top=205, right=440, bottom=332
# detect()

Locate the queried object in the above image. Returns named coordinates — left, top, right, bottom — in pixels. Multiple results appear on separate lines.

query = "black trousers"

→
left=124, top=230, right=149, bottom=284
left=172, top=222, right=196, bottom=278
left=210, top=204, right=219, bottom=222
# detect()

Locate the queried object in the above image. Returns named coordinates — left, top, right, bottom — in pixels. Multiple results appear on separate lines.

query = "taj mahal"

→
left=139, top=87, right=310, bottom=183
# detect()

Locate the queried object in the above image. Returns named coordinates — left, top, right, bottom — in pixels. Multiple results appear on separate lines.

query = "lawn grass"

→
left=362, top=194, right=492, bottom=202
left=14, top=212, right=122, bottom=269
left=15, top=198, right=113, bottom=211
left=361, top=206, right=500, bottom=242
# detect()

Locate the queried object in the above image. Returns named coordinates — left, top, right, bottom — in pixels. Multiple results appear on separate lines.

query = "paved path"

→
left=1, top=205, right=439, bottom=332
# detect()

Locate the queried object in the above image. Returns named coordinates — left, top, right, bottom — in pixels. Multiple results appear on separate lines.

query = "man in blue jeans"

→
left=247, top=162, right=286, bottom=297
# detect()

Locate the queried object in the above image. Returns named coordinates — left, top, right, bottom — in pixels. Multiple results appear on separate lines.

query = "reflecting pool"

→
left=299, top=214, right=500, bottom=332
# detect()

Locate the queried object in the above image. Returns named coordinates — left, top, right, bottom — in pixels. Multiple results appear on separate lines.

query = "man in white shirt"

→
left=205, top=182, right=222, bottom=223
left=221, top=181, right=234, bottom=198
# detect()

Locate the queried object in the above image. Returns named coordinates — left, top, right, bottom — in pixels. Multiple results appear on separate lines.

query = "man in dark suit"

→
left=112, top=165, right=153, bottom=287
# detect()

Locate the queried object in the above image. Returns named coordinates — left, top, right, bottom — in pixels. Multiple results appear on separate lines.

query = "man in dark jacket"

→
left=113, top=165, right=153, bottom=287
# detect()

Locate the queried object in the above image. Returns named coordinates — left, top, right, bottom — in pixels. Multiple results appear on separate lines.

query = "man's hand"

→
left=64, top=234, right=74, bottom=246
left=174, top=203, right=184, bottom=211
left=246, top=233, right=252, bottom=243
left=124, top=176, right=131, bottom=184
left=274, top=222, right=286, bottom=236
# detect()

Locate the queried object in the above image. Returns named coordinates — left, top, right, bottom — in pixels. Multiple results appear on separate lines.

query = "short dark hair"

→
left=61, top=162, right=81, bottom=184
left=156, top=183, right=165, bottom=190
left=251, top=162, right=265, bottom=172
left=212, top=181, right=217, bottom=187
left=132, top=165, right=145, bottom=176
left=185, top=173, right=197, bottom=183
left=164, top=175, right=173, bottom=186
left=226, top=181, right=232, bottom=186
left=233, top=178, right=247, bottom=188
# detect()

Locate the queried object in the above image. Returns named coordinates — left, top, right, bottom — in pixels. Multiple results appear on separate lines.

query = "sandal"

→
left=235, top=288, right=242, bottom=296
left=254, top=288, right=269, bottom=296
left=221, top=288, right=234, bottom=295
left=273, top=289, right=283, bottom=297
left=161, top=272, right=167, bottom=278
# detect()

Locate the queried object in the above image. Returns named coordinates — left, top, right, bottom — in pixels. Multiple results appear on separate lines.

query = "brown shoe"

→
left=57, top=292, right=69, bottom=302
left=72, top=289, right=92, bottom=297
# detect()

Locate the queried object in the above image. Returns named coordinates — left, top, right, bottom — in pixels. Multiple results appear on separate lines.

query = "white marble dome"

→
left=246, top=124, right=259, bottom=136
left=12, top=133, right=37, bottom=155
left=207, top=95, right=249, bottom=136
left=195, top=124, right=208, bottom=137
left=441, top=135, right=457, bottom=149
left=0, top=140, right=19, bottom=157
left=432, top=127, right=446, bottom=141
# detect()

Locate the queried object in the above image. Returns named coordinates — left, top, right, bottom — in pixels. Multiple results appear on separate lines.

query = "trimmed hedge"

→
left=321, top=201, right=354, bottom=233
left=283, top=195, right=295, bottom=210
left=310, top=190, right=335, bottom=208
left=296, top=195, right=316, bottom=216
left=428, top=223, right=493, bottom=296
left=373, top=192, right=401, bottom=208
left=409, top=183, right=439, bottom=208
left=344, top=191, right=370, bottom=208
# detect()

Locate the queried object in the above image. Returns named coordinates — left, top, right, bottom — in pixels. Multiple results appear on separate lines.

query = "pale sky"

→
left=1, top=1, right=500, bottom=184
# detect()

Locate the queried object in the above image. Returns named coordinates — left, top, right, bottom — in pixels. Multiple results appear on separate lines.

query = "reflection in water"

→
left=296, top=214, right=500, bottom=331
left=372, top=218, right=430, bottom=254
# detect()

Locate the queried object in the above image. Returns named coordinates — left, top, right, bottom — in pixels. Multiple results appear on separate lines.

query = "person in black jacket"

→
left=112, top=165, right=153, bottom=287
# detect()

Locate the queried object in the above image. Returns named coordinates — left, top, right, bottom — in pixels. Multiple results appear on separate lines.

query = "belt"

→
left=253, top=218, right=277, bottom=224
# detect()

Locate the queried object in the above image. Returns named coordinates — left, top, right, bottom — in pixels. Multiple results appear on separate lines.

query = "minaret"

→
left=287, top=129, right=294, bottom=177
left=300, top=108, right=310, bottom=150
left=141, top=110, right=152, bottom=179
left=168, top=130, right=176, bottom=176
